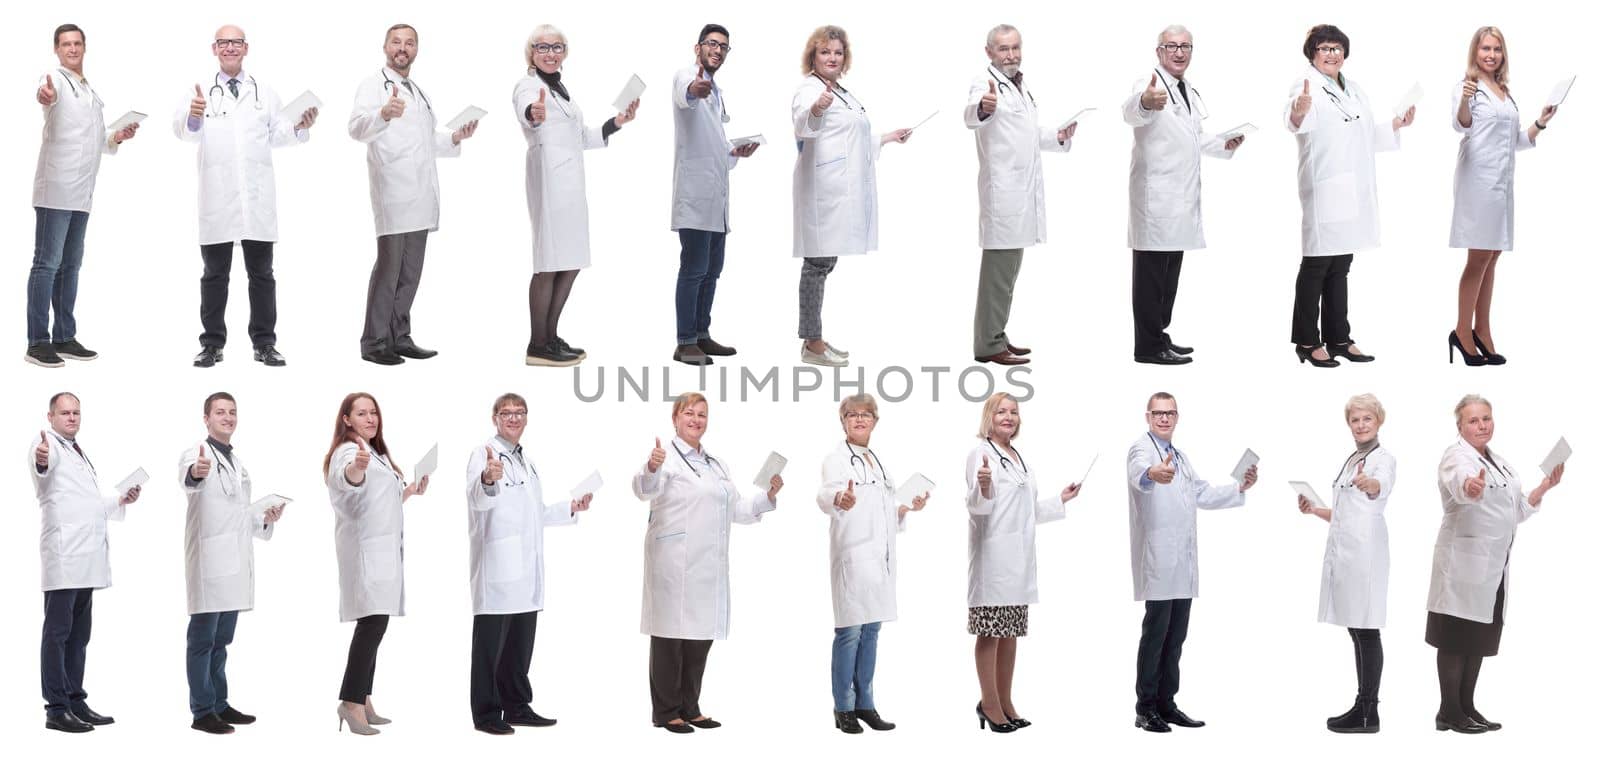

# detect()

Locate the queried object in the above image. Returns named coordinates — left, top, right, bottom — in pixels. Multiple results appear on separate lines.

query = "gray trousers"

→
left=361, top=230, right=429, bottom=353
left=797, top=257, right=837, bottom=340
left=973, top=248, right=1023, bottom=356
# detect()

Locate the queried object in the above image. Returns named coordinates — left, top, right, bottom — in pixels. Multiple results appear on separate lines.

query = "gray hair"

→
left=839, top=393, right=879, bottom=421
left=1157, top=24, right=1191, bottom=45
left=1454, top=394, right=1492, bottom=424
left=525, top=24, right=567, bottom=67
left=986, top=24, right=1019, bottom=48
left=1344, top=393, right=1386, bottom=424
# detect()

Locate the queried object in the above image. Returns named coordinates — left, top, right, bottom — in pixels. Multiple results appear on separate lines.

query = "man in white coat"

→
left=27, top=24, right=138, bottom=368
left=177, top=24, right=317, bottom=369
left=669, top=23, right=759, bottom=366
left=965, top=24, right=1075, bottom=366
left=348, top=24, right=477, bottom=366
left=32, top=392, right=141, bottom=733
left=1123, top=26, right=1244, bottom=366
left=1125, top=392, right=1254, bottom=732
left=179, top=392, right=283, bottom=734
left=463, top=393, right=591, bottom=735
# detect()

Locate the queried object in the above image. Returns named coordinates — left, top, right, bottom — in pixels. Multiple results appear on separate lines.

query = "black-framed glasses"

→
left=700, top=40, right=732, bottom=53
left=1159, top=43, right=1194, bottom=53
left=1149, top=410, right=1179, bottom=419
left=496, top=410, right=529, bottom=420
left=1315, top=45, right=1345, bottom=56
left=843, top=411, right=876, bottom=421
left=532, top=43, right=567, bottom=55
left=215, top=38, right=246, bottom=49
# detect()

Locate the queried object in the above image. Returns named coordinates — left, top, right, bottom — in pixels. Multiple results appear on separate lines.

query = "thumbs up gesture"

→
left=811, top=86, right=834, bottom=117
left=381, top=83, right=407, bottom=121
left=530, top=87, right=547, bottom=125
left=191, top=444, right=213, bottom=479
left=647, top=437, right=666, bottom=473
left=977, top=455, right=994, bottom=498
left=354, top=439, right=372, bottom=472
left=481, top=445, right=503, bottom=485
left=979, top=79, right=997, bottom=116
left=1352, top=460, right=1379, bottom=498
left=836, top=480, right=857, bottom=510
left=1464, top=467, right=1487, bottom=499
left=1140, top=73, right=1168, bottom=110
left=688, top=64, right=713, bottom=99
left=38, top=74, right=57, bottom=106
left=1461, top=78, right=1480, bottom=101
left=35, top=431, right=50, bottom=469
left=1148, top=450, right=1176, bottom=484
left=1292, top=79, right=1313, bottom=119
left=190, top=84, right=207, bottom=119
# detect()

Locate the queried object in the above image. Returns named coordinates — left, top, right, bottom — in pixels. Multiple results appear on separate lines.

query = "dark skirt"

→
left=967, top=604, right=1029, bottom=638
left=1426, top=577, right=1506, bottom=656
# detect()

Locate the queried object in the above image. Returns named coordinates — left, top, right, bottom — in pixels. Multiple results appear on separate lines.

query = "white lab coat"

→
left=513, top=73, right=609, bottom=272
left=1428, top=438, right=1537, bottom=624
left=348, top=68, right=462, bottom=237
left=670, top=66, right=740, bottom=233
left=1125, top=434, right=1246, bottom=602
left=180, top=440, right=274, bottom=615
left=1283, top=67, right=1400, bottom=257
left=173, top=71, right=309, bottom=245
left=34, top=68, right=119, bottom=212
left=964, top=66, right=1070, bottom=250
left=1449, top=83, right=1535, bottom=251
left=792, top=76, right=878, bottom=258
left=1122, top=68, right=1233, bottom=251
left=464, top=438, right=578, bottom=616
left=965, top=442, right=1067, bottom=607
left=1315, top=447, right=1395, bottom=629
left=816, top=442, right=907, bottom=628
left=31, top=432, right=125, bottom=592
left=327, top=442, right=407, bottom=622
left=633, top=436, right=773, bottom=640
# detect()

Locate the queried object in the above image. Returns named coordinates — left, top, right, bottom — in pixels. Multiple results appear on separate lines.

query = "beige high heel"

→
left=337, top=701, right=379, bottom=735
left=364, top=696, right=392, bottom=726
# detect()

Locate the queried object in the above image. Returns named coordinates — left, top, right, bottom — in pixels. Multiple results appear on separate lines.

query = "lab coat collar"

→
left=987, top=64, right=1024, bottom=93
left=492, top=434, right=524, bottom=457
left=1455, top=435, right=1494, bottom=460
left=673, top=435, right=708, bottom=460
left=57, top=67, right=89, bottom=87
left=1307, top=65, right=1345, bottom=96
left=382, top=66, right=416, bottom=89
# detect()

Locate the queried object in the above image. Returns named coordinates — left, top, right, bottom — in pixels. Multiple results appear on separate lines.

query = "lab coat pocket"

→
left=1448, top=537, right=1497, bottom=585
left=360, top=534, right=397, bottom=583
left=1314, top=171, right=1360, bottom=224
left=201, top=534, right=239, bottom=578
left=57, top=521, right=98, bottom=556
left=1142, top=184, right=1186, bottom=219
left=648, top=532, right=688, bottom=602
left=980, top=532, right=1023, bottom=590
left=987, top=169, right=1027, bottom=217
left=484, top=535, right=525, bottom=583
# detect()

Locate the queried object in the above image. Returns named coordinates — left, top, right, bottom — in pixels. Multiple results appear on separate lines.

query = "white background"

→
left=2, top=0, right=1595, bottom=757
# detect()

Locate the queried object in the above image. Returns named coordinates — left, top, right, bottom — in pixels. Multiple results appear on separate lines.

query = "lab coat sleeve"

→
left=1438, top=448, right=1476, bottom=512
left=265, top=89, right=310, bottom=148
left=328, top=443, right=364, bottom=493
left=732, top=474, right=775, bottom=524
left=1516, top=124, right=1536, bottom=151
left=253, top=509, right=276, bottom=541
left=1192, top=474, right=1246, bottom=510
left=580, top=120, right=608, bottom=150
left=543, top=499, right=579, bottom=526
left=1122, top=80, right=1156, bottom=127
left=1365, top=451, right=1397, bottom=500
left=1127, top=443, right=1156, bottom=494
left=793, top=81, right=825, bottom=139
left=434, top=130, right=462, bottom=158
left=103, top=495, right=126, bottom=521
left=347, top=79, right=390, bottom=143
left=816, top=453, right=850, bottom=517
left=1035, top=492, right=1068, bottom=524
left=1199, top=125, right=1236, bottom=160
left=964, top=76, right=992, bottom=129
left=1283, top=78, right=1316, bottom=134
left=673, top=68, right=698, bottom=110
left=1038, top=125, right=1070, bottom=153
left=965, top=447, right=997, bottom=515
left=29, top=436, right=57, bottom=481
left=1450, top=83, right=1473, bottom=134
left=512, top=78, right=541, bottom=128
left=101, top=86, right=121, bottom=155
left=632, top=463, right=664, bottom=500
left=174, top=92, right=203, bottom=142
left=178, top=446, right=204, bottom=493
left=465, top=445, right=497, bottom=511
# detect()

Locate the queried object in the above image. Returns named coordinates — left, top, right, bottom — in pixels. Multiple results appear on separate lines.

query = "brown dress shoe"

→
left=1005, top=342, right=1032, bottom=356
left=976, top=351, right=1029, bottom=365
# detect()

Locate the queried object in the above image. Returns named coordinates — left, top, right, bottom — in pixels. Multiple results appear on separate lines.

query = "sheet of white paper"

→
left=730, top=134, right=766, bottom=147
left=1541, top=436, right=1572, bottom=478
left=251, top=494, right=292, bottom=512
left=909, top=110, right=939, bottom=130
left=108, top=111, right=147, bottom=132
left=1057, top=107, right=1096, bottom=131
left=1231, top=448, right=1260, bottom=482
left=1217, top=122, right=1257, bottom=141
left=570, top=470, right=603, bottom=500
left=414, top=443, right=439, bottom=480
left=1393, top=82, right=1423, bottom=118
left=753, top=451, right=787, bottom=488
left=1077, top=453, right=1100, bottom=485
left=1547, top=75, right=1576, bottom=106
left=115, top=467, right=148, bottom=494
left=1288, top=481, right=1326, bottom=510
left=895, top=473, right=935, bottom=507
left=280, top=90, right=322, bottom=121
left=613, top=74, right=646, bottom=113
left=445, top=106, right=486, bottom=131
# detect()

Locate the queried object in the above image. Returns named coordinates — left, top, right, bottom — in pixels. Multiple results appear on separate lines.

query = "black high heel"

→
left=1327, top=342, right=1375, bottom=363
left=1295, top=344, right=1339, bottom=368
left=1471, top=332, right=1506, bottom=365
left=1448, top=332, right=1487, bottom=366
left=976, top=703, right=1017, bottom=733
left=1004, top=712, right=1032, bottom=729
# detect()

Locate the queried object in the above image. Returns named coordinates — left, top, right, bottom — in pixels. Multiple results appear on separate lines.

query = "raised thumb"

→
left=357, top=439, right=367, bottom=451
left=1163, top=450, right=1174, bottom=465
left=1476, top=468, right=1487, bottom=481
left=654, top=437, right=662, bottom=449
left=1302, top=79, right=1311, bottom=95
left=198, top=444, right=208, bottom=458
left=537, top=87, right=546, bottom=103
left=982, top=455, right=990, bottom=468
left=846, top=480, right=854, bottom=492
left=42, top=431, right=49, bottom=443
left=988, top=79, right=997, bottom=94
left=391, top=84, right=400, bottom=98
left=196, top=83, right=203, bottom=97
left=1149, top=73, right=1158, bottom=88
left=485, top=445, right=494, bottom=459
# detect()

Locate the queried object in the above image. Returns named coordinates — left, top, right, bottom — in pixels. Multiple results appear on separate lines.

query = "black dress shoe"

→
left=1471, top=332, right=1506, bottom=365
left=1327, top=342, right=1374, bottom=362
left=191, top=713, right=235, bottom=734
left=1436, top=713, right=1489, bottom=734
left=394, top=343, right=438, bottom=360
left=1134, top=349, right=1192, bottom=365
left=834, top=710, right=864, bottom=734
left=1295, top=344, right=1339, bottom=368
left=473, top=720, right=515, bottom=735
left=1135, top=711, right=1171, bottom=732
left=504, top=710, right=556, bottom=727
left=1466, top=709, right=1502, bottom=731
left=1160, top=707, right=1205, bottom=728
left=217, top=706, right=256, bottom=725
left=362, top=349, right=405, bottom=366
left=525, top=342, right=580, bottom=367
left=674, top=344, right=713, bottom=366
left=194, top=346, right=223, bottom=368
left=1166, top=342, right=1193, bottom=355
left=71, top=703, right=114, bottom=725
left=657, top=721, right=694, bottom=734
left=697, top=337, right=738, bottom=356
left=45, top=712, right=93, bottom=733
left=1005, top=342, right=1032, bottom=356
left=689, top=717, right=721, bottom=729
left=1003, top=713, right=1032, bottom=728
left=977, top=703, right=1018, bottom=733
left=253, top=345, right=286, bottom=366
left=551, top=336, right=586, bottom=359
left=853, top=709, right=896, bottom=730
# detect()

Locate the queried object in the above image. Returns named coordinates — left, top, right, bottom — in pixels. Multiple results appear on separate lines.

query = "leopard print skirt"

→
left=967, top=604, right=1029, bottom=637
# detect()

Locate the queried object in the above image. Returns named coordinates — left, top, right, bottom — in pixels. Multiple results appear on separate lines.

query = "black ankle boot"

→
left=1327, top=699, right=1379, bottom=733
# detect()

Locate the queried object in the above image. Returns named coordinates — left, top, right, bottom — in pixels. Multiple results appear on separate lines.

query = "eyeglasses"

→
left=214, top=38, right=246, bottom=49
left=496, top=410, right=529, bottom=420
left=1315, top=45, right=1345, bottom=56
left=700, top=40, right=732, bottom=53
left=1149, top=410, right=1179, bottom=419
left=1159, top=43, right=1194, bottom=53
left=843, top=411, right=876, bottom=420
left=532, top=43, right=567, bottom=55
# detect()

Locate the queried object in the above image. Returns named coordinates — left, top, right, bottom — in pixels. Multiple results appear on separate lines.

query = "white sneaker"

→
left=801, top=344, right=847, bottom=367
left=824, top=342, right=850, bottom=358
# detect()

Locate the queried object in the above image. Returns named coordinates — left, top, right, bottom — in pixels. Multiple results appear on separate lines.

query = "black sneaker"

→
left=52, top=339, right=98, bottom=361
left=190, top=713, right=235, bottom=734
left=26, top=344, right=65, bottom=368
left=551, top=336, right=586, bottom=359
left=525, top=342, right=580, bottom=367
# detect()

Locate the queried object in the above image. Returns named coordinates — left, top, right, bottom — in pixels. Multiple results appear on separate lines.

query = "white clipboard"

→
left=445, top=106, right=486, bottom=131
left=1217, top=122, right=1257, bottom=142
left=894, top=473, right=934, bottom=507
left=613, top=74, right=646, bottom=112
left=570, top=470, right=603, bottom=500
left=1231, top=448, right=1259, bottom=482
left=753, top=451, right=786, bottom=488
left=1288, top=481, right=1325, bottom=510
left=280, top=90, right=322, bottom=121
left=1393, top=81, right=1423, bottom=118
left=108, top=111, right=147, bottom=132
left=1547, top=75, right=1576, bottom=107
left=730, top=134, right=766, bottom=148
left=115, top=467, right=148, bottom=495
left=1541, top=437, right=1572, bottom=478
left=1057, top=107, right=1096, bottom=131
left=413, top=443, right=439, bottom=480
left=251, top=494, right=292, bottom=513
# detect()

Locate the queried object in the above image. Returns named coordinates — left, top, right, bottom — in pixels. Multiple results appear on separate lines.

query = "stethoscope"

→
left=812, top=73, right=865, bottom=114
left=207, top=72, right=261, bottom=117
left=672, top=440, right=729, bottom=481
left=381, top=69, right=432, bottom=111
left=985, top=436, right=1028, bottom=476
left=528, top=69, right=574, bottom=119
left=205, top=440, right=245, bottom=496
left=846, top=442, right=890, bottom=486
left=1332, top=445, right=1380, bottom=492
left=493, top=446, right=535, bottom=487
left=50, top=431, right=96, bottom=475
left=1153, top=68, right=1207, bottom=119
left=1461, top=441, right=1512, bottom=490
left=988, top=66, right=1037, bottom=108
left=54, top=68, right=103, bottom=107
left=1147, top=432, right=1193, bottom=479
left=1316, top=74, right=1363, bottom=123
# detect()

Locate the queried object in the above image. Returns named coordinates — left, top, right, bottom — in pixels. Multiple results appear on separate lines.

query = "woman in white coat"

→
left=791, top=26, right=911, bottom=367
left=513, top=25, right=639, bottom=367
left=632, top=392, right=783, bottom=733
left=817, top=394, right=928, bottom=734
left=1427, top=394, right=1564, bottom=733
left=1297, top=394, right=1395, bottom=733
left=323, top=392, right=428, bottom=735
left=1284, top=25, right=1413, bottom=368
left=965, top=392, right=1081, bottom=732
left=1447, top=27, right=1558, bottom=366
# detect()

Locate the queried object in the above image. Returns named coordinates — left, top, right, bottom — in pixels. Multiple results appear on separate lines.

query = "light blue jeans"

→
left=831, top=622, right=880, bottom=712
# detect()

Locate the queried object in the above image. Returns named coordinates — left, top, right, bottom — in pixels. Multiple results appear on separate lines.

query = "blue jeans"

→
left=831, top=622, right=880, bottom=712
left=27, top=208, right=90, bottom=345
left=675, top=229, right=726, bottom=345
left=187, top=611, right=239, bottom=718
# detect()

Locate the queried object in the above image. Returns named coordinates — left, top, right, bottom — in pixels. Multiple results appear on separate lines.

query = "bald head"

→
left=211, top=25, right=249, bottom=76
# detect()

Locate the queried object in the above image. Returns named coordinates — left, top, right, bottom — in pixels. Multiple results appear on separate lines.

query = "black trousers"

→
left=1348, top=627, right=1383, bottom=702
left=648, top=635, right=712, bottom=725
left=41, top=588, right=94, bottom=716
left=470, top=611, right=539, bottom=725
left=1135, top=598, right=1191, bottom=713
left=1131, top=250, right=1184, bottom=355
left=1290, top=254, right=1352, bottom=346
left=199, top=240, right=277, bottom=349
left=339, top=614, right=389, bottom=703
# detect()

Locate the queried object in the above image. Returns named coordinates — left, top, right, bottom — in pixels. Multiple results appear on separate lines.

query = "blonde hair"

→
left=1344, top=393, right=1386, bottom=424
left=801, top=25, right=851, bottom=77
left=1464, top=26, right=1510, bottom=94
left=1454, top=394, right=1492, bottom=424
left=671, top=392, right=709, bottom=420
left=976, top=392, right=1021, bottom=439
left=839, top=393, right=878, bottom=422
left=525, top=24, right=567, bottom=68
